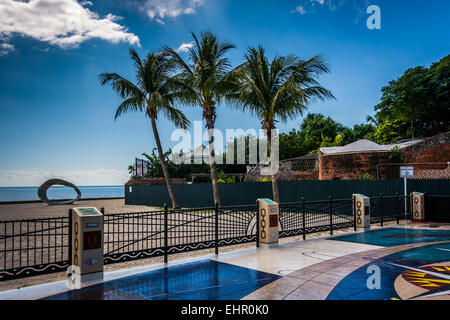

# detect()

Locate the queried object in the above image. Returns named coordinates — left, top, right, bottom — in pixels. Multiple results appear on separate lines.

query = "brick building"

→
left=317, top=132, right=450, bottom=180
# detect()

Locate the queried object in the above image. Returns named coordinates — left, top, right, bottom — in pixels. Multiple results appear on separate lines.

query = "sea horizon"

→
left=0, top=185, right=125, bottom=202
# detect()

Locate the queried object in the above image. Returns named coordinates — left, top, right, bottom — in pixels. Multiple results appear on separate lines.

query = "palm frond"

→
left=114, top=96, right=145, bottom=120
left=232, top=46, right=334, bottom=126
left=99, top=72, right=144, bottom=99
left=160, top=45, right=193, bottom=75
left=161, top=104, right=191, bottom=129
left=100, top=48, right=191, bottom=130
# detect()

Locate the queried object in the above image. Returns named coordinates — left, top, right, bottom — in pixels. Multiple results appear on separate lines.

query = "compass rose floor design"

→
left=244, top=228, right=450, bottom=300
left=326, top=241, right=450, bottom=300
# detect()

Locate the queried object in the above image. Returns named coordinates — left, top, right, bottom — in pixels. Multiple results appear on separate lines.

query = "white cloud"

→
left=0, top=42, right=15, bottom=55
left=293, top=0, right=360, bottom=15
left=0, top=169, right=129, bottom=187
left=143, top=0, right=204, bottom=23
left=292, top=5, right=307, bottom=15
left=176, top=42, right=193, bottom=53
left=0, top=0, right=140, bottom=55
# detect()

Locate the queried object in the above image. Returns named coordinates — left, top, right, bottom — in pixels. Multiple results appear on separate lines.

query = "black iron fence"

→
left=425, top=194, right=450, bottom=222
left=0, top=216, right=70, bottom=281
left=278, top=198, right=354, bottom=239
left=104, top=204, right=257, bottom=265
left=1, top=193, right=445, bottom=282
left=370, top=194, right=412, bottom=225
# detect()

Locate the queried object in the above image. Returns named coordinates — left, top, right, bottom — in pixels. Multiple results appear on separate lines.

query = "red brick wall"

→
left=318, top=143, right=450, bottom=180
left=125, top=177, right=187, bottom=186
left=293, top=170, right=319, bottom=180
left=402, top=144, right=450, bottom=163
left=319, top=152, right=391, bottom=180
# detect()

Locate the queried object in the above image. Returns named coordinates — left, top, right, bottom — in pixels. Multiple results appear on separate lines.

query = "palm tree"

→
left=99, top=48, right=191, bottom=208
left=163, top=31, right=237, bottom=207
left=366, top=115, right=380, bottom=127
left=232, top=46, right=334, bottom=202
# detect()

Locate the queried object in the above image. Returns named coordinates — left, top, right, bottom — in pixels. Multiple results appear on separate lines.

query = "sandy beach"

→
left=0, top=198, right=157, bottom=220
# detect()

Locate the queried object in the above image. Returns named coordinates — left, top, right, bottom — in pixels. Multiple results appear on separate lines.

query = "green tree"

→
left=373, top=119, right=407, bottom=144
left=163, top=31, right=237, bottom=207
left=373, top=54, right=450, bottom=142
left=298, top=113, right=343, bottom=154
left=279, top=114, right=376, bottom=160
left=232, top=46, right=334, bottom=202
left=279, top=129, right=305, bottom=160
left=99, top=49, right=191, bottom=208
left=341, top=123, right=376, bottom=145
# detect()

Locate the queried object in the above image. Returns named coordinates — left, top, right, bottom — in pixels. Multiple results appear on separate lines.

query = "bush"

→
left=389, top=146, right=404, bottom=162
left=362, top=173, right=375, bottom=180
left=218, top=170, right=236, bottom=183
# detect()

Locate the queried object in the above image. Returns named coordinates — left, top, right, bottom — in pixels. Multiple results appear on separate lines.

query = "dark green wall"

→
left=125, top=179, right=450, bottom=208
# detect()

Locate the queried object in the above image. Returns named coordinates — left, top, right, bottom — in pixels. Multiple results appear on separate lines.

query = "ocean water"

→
left=0, top=186, right=124, bottom=202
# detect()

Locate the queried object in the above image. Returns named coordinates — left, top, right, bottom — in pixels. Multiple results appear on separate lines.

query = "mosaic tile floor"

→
left=4, top=225, right=450, bottom=300
left=332, top=227, right=450, bottom=247
left=42, top=260, right=281, bottom=300
left=245, top=229, right=450, bottom=300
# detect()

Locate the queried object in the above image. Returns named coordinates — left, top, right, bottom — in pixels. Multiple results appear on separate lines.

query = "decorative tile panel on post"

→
left=70, top=207, right=104, bottom=288
left=411, top=192, right=425, bottom=222
left=258, top=198, right=279, bottom=248
left=353, top=194, right=370, bottom=230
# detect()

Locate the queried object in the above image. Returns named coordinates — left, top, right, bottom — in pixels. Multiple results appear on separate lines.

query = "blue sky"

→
left=0, top=0, right=449, bottom=186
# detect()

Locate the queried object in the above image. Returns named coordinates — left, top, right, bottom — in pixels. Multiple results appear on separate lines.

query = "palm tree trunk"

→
left=267, top=128, right=280, bottom=203
left=150, top=116, right=180, bottom=208
left=205, top=116, right=222, bottom=207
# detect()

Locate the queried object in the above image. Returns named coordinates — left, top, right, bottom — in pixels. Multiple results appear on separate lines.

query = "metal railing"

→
left=0, top=193, right=434, bottom=282
left=0, top=216, right=70, bottom=281
left=370, top=194, right=411, bottom=225
left=278, top=198, right=354, bottom=239
left=425, top=194, right=450, bottom=222
left=103, top=204, right=258, bottom=266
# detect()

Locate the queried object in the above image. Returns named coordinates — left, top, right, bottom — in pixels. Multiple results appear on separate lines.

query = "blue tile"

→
left=42, top=260, right=281, bottom=300
left=332, top=228, right=450, bottom=247
left=327, top=242, right=450, bottom=300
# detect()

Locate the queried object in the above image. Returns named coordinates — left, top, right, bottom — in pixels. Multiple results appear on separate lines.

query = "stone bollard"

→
left=353, top=194, right=370, bottom=231
left=257, top=198, right=279, bottom=248
left=68, top=207, right=104, bottom=289
left=411, top=192, right=425, bottom=222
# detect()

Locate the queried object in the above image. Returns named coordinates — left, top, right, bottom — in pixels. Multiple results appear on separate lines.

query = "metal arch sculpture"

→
left=38, top=179, right=81, bottom=205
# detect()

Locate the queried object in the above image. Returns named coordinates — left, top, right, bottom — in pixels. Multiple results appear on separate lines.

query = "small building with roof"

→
left=318, top=132, right=450, bottom=180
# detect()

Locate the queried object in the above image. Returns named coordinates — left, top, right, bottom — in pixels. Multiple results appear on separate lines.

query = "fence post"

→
left=256, top=200, right=260, bottom=248
left=353, top=196, right=357, bottom=232
left=164, top=204, right=168, bottom=264
left=68, top=208, right=72, bottom=267
left=380, top=193, right=384, bottom=227
left=302, top=197, right=306, bottom=240
left=396, top=192, right=400, bottom=224
left=329, top=196, right=333, bottom=235
left=215, top=202, right=219, bottom=255
left=422, top=192, right=427, bottom=222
